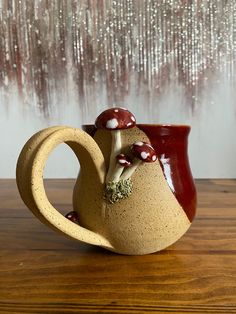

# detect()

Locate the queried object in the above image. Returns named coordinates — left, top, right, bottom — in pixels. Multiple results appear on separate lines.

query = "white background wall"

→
left=1, top=72, right=235, bottom=179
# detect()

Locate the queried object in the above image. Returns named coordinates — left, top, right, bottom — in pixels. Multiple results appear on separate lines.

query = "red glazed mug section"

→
left=138, top=124, right=196, bottom=222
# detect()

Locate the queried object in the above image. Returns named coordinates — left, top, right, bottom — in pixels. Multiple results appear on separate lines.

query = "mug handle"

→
left=16, top=126, right=113, bottom=250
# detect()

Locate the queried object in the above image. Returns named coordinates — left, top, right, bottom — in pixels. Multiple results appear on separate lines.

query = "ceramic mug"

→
left=16, top=120, right=196, bottom=255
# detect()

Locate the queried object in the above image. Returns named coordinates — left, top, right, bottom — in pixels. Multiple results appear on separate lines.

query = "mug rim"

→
left=83, top=123, right=190, bottom=129
left=138, top=123, right=190, bottom=129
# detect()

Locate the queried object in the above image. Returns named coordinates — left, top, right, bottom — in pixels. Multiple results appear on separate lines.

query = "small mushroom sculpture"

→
left=110, top=154, right=132, bottom=182
left=95, top=108, right=157, bottom=204
left=95, top=108, right=136, bottom=183
left=65, top=211, right=79, bottom=224
left=121, top=141, right=157, bottom=180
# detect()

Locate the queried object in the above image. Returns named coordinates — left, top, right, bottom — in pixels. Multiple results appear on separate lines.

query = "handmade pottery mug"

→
left=16, top=108, right=196, bottom=255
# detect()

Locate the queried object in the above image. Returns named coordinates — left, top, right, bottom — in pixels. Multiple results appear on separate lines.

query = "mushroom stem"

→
left=106, top=130, right=121, bottom=183
left=120, top=158, right=142, bottom=180
left=109, top=164, right=124, bottom=182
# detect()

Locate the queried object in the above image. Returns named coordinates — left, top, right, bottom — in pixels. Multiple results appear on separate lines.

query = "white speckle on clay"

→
left=131, top=116, right=135, bottom=122
left=152, top=155, right=157, bottom=161
left=135, top=142, right=144, bottom=146
left=114, top=109, right=119, bottom=112
left=106, top=118, right=119, bottom=129
left=141, top=152, right=149, bottom=160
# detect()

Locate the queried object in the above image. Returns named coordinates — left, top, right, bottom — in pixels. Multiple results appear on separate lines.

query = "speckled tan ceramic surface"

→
left=16, top=126, right=191, bottom=255
left=16, top=126, right=112, bottom=250
left=93, top=127, right=191, bottom=254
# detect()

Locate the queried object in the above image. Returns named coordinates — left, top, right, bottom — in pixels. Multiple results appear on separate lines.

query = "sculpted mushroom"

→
left=95, top=108, right=136, bottom=183
left=65, top=211, right=79, bottom=224
left=121, top=141, right=157, bottom=180
left=109, top=154, right=132, bottom=182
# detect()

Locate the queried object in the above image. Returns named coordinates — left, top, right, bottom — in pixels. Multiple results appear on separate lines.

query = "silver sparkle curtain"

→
left=0, top=0, right=235, bottom=119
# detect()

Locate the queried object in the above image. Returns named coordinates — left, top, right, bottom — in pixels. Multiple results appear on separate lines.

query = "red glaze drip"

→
left=83, top=124, right=197, bottom=222
left=138, top=124, right=196, bottom=222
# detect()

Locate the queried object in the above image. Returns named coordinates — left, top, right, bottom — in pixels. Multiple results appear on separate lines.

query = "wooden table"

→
left=0, top=179, right=236, bottom=313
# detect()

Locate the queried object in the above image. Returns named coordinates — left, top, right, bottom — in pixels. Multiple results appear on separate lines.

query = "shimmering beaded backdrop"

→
left=0, top=0, right=236, bottom=119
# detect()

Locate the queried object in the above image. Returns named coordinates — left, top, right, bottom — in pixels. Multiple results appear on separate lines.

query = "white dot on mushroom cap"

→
left=119, top=159, right=126, bottom=164
left=152, top=155, right=157, bottom=161
left=114, top=109, right=119, bottom=112
left=141, top=152, right=150, bottom=160
left=131, top=116, right=135, bottom=122
left=106, top=118, right=119, bottom=129
left=127, top=122, right=132, bottom=127
left=135, top=142, right=144, bottom=146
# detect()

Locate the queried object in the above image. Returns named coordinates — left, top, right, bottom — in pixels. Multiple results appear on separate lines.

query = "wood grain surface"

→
left=0, top=179, right=236, bottom=313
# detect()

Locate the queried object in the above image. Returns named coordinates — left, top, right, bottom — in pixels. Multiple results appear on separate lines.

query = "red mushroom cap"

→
left=116, top=154, right=132, bottom=167
left=65, top=211, right=79, bottom=223
left=131, top=141, right=157, bottom=162
left=95, top=107, right=136, bottom=130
